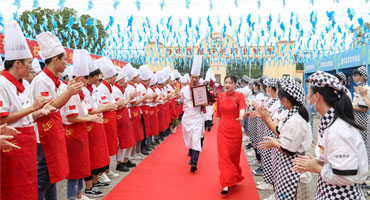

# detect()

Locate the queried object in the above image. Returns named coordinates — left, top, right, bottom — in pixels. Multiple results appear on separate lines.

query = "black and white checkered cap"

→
left=268, top=77, right=279, bottom=87
left=308, top=71, right=346, bottom=93
left=241, top=75, right=249, bottom=82
left=280, top=77, right=305, bottom=105
left=336, top=72, right=346, bottom=82
left=358, top=66, right=369, bottom=80
left=262, top=77, right=270, bottom=86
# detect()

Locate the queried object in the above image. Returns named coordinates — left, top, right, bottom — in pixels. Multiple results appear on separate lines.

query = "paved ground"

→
left=56, top=115, right=370, bottom=199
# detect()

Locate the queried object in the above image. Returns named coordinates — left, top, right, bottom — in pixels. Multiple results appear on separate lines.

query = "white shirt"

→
left=82, top=85, right=99, bottom=112
left=353, top=85, right=370, bottom=108
left=155, top=88, right=164, bottom=104
left=97, top=81, right=116, bottom=105
left=316, top=118, right=369, bottom=185
left=31, top=71, right=61, bottom=143
left=136, top=82, right=148, bottom=107
left=0, top=76, right=34, bottom=128
left=61, top=94, right=88, bottom=125
left=279, top=113, right=312, bottom=154
left=237, top=85, right=253, bottom=103
left=147, top=87, right=157, bottom=107
left=124, top=83, right=137, bottom=108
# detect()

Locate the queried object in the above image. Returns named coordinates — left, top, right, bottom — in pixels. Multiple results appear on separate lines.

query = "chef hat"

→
left=87, top=56, right=98, bottom=73
left=268, top=77, right=279, bottom=88
left=122, top=63, right=139, bottom=81
left=357, top=66, right=369, bottom=81
left=205, top=68, right=213, bottom=82
left=5, top=21, right=32, bottom=61
left=72, top=50, right=89, bottom=77
left=180, top=76, right=186, bottom=84
left=241, top=75, right=249, bottom=83
left=32, top=58, right=42, bottom=73
left=96, top=57, right=117, bottom=79
left=36, top=31, right=66, bottom=60
left=170, top=72, right=176, bottom=81
left=279, top=78, right=305, bottom=105
left=184, top=73, right=190, bottom=82
left=139, top=65, right=152, bottom=81
left=173, top=70, right=181, bottom=79
left=150, top=72, right=158, bottom=86
left=164, top=66, right=171, bottom=79
left=38, top=51, right=45, bottom=62
left=61, top=65, right=73, bottom=80
left=262, top=77, right=270, bottom=86
left=308, top=71, right=346, bottom=93
left=336, top=72, right=346, bottom=82
left=191, top=55, right=202, bottom=76
left=156, top=70, right=166, bottom=84
left=115, top=66, right=126, bottom=82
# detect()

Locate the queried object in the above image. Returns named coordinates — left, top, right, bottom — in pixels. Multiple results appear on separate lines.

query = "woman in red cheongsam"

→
left=216, top=75, right=246, bottom=195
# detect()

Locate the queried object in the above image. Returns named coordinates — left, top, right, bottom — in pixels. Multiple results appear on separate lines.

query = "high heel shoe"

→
left=221, top=186, right=230, bottom=195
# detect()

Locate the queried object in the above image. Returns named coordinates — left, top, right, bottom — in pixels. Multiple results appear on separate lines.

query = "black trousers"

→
left=190, top=150, right=200, bottom=166
left=141, top=114, right=147, bottom=151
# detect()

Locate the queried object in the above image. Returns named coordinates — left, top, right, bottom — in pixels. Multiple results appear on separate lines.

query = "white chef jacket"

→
left=316, top=118, right=369, bottom=185
left=180, top=85, right=204, bottom=151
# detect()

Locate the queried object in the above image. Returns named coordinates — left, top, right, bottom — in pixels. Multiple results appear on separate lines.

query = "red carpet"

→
left=104, top=122, right=260, bottom=200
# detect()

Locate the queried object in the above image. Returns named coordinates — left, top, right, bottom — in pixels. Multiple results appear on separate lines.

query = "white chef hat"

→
left=173, top=70, right=181, bottom=79
left=122, top=63, right=139, bottom=81
left=87, top=56, right=98, bottom=73
left=156, top=70, right=166, bottom=84
left=139, top=65, right=152, bottom=81
left=184, top=73, right=190, bottom=82
left=61, top=65, right=73, bottom=80
left=36, top=31, right=66, bottom=60
left=96, top=57, right=117, bottom=79
left=150, top=72, right=158, bottom=86
left=32, top=58, right=42, bottom=73
left=115, top=66, right=126, bottom=82
left=170, top=72, right=176, bottom=81
left=38, top=51, right=45, bottom=62
left=72, top=50, right=89, bottom=77
left=5, top=21, right=32, bottom=61
left=164, top=66, right=171, bottom=79
left=0, top=59, right=4, bottom=71
left=205, top=68, right=213, bottom=82
left=191, top=55, right=202, bottom=76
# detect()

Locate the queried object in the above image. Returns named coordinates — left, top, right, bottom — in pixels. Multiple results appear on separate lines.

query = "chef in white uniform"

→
left=180, top=55, right=205, bottom=173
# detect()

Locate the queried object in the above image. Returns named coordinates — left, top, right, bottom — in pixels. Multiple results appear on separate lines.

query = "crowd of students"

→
left=0, top=21, right=188, bottom=200
left=238, top=70, right=369, bottom=200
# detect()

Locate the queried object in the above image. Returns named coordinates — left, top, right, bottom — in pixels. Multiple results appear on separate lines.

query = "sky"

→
left=1, top=0, right=370, bottom=62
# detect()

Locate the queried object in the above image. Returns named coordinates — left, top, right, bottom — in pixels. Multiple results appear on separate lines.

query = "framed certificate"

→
left=191, top=85, right=209, bottom=107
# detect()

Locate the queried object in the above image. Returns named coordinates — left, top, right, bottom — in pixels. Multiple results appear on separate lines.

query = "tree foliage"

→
left=353, top=22, right=370, bottom=47
left=18, top=7, right=106, bottom=54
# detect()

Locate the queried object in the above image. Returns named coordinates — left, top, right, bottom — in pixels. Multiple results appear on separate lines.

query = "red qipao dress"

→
left=216, top=91, right=246, bottom=187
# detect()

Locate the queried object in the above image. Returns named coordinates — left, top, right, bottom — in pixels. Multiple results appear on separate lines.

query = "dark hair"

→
left=270, top=85, right=277, bottom=92
left=334, top=74, right=343, bottom=81
left=352, top=69, right=361, bottom=76
left=44, top=52, right=65, bottom=65
left=72, top=75, right=89, bottom=79
left=224, top=74, right=237, bottom=83
left=4, top=59, right=25, bottom=71
left=89, top=68, right=101, bottom=77
left=278, top=87, right=309, bottom=122
left=311, top=86, right=365, bottom=131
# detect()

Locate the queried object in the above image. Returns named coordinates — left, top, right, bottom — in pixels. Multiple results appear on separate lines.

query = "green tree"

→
left=352, top=22, right=370, bottom=48
left=18, top=7, right=106, bottom=54
left=173, top=57, right=209, bottom=78
left=226, top=58, right=263, bottom=79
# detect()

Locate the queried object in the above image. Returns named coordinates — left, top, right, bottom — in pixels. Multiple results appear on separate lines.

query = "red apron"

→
left=157, top=104, right=167, bottom=132
left=1, top=127, right=37, bottom=200
left=116, top=107, right=136, bottom=149
left=102, top=111, right=118, bottom=156
left=141, top=105, right=151, bottom=137
left=64, top=123, right=91, bottom=179
left=149, top=107, right=159, bottom=136
left=35, top=111, right=69, bottom=183
left=130, top=106, right=144, bottom=142
left=164, top=102, right=171, bottom=125
left=86, top=122, right=110, bottom=170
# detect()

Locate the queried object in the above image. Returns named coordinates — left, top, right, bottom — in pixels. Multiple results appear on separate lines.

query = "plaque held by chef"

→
left=191, top=85, right=209, bottom=107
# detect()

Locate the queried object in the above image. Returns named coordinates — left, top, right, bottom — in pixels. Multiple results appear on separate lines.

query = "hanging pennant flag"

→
left=228, top=16, right=232, bottom=26
left=186, top=0, right=191, bottom=9
left=160, top=0, right=165, bottom=10
left=257, top=0, right=261, bottom=9
left=217, top=15, right=220, bottom=26
left=58, top=0, right=66, bottom=10
left=188, top=17, right=192, bottom=27
left=347, top=8, right=355, bottom=21
left=33, top=0, right=39, bottom=8
left=135, top=0, right=141, bottom=11
left=13, top=0, right=21, bottom=9
left=234, top=0, right=239, bottom=8
left=88, top=0, right=94, bottom=10
left=209, top=0, right=213, bottom=10
left=358, top=17, right=364, bottom=27
left=113, top=0, right=120, bottom=9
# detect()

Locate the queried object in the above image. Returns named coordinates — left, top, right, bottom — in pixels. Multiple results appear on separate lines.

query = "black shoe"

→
left=85, top=187, right=104, bottom=197
left=154, top=139, right=160, bottom=144
left=208, top=127, right=211, bottom=132
left=221, top=187, right=230, bottom=195
left=125, top=160, right=136, bottom=168
left=245, top=143, right=252, bottom=149
left=116, top=163, right=129, bottom=172
left=93, top=181, right=111, bottom=188
left=141, top=150, right=150, bottom=155
left=190, top=165, right=197, bottom=172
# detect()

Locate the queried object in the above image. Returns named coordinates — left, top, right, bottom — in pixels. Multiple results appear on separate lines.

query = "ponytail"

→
left=278, top=87, right=309, bottom=122
left=312, top=86, right=365, bottom=131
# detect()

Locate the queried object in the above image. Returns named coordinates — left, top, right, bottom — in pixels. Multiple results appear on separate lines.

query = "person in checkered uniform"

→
left=292, top=71, right=368, bottom=200
left=351, top=66, right=370, bottom=162
left=257, top=78, right=312, bottom=200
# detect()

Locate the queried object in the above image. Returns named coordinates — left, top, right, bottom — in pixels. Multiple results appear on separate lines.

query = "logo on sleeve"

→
left=0, top=101, right=2, bottom=107
left=41, top=92, right=49, bottom=97
left=101, top=96, right=106, bottom=100
left=69, top=105, right=76, bottom=110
